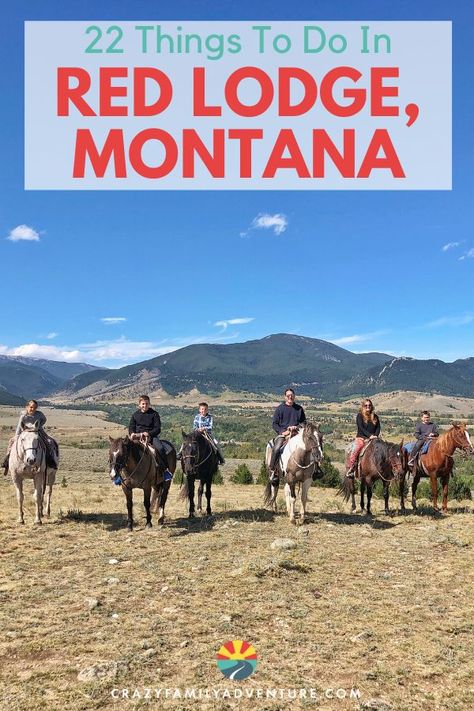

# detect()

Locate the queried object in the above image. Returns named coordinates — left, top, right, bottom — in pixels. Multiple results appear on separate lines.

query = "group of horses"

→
left=7, top=419, right=473, bottom=529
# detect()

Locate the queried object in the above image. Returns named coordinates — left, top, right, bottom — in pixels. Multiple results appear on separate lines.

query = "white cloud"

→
left=214, top=317, right=255, bottom=330
left=7, top=224, right=40, bottom=242
left=101, top=317, right=127, bottom=325
left=251, top=213, right=288, bottom=235
left=0, top=344, right=82, bottom=362
left=442, top=241, right=462, bottom=252
left=241, top=213, right=288, bottom=238
left=330, top=330, right=389, bottom=346
left=426, top=313, right=474, bottom=328
left=46, top=332, right=58, bottom=340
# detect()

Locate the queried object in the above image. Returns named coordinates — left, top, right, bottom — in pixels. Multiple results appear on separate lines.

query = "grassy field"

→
left=1, top=405, right=473, bottom=710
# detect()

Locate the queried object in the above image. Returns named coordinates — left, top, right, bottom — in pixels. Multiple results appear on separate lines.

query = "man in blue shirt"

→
left=193, top=402, right=225, bottom=464
left=407, top=410, right=439, bottom=466
left=269, top=388, right=306, bottom=484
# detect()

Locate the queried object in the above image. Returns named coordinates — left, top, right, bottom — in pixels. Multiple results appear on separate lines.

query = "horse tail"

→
left=263, top=481, right=273, bottom=507
left=179, top=475, right=189, bottom=501
left=338, top=475, right=353, bottom=503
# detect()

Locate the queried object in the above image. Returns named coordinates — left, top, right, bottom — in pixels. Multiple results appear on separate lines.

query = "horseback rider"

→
left=2, top=399, right=58, bottom=475
left=407, top=410, right=439, bottom=467
left=346, top=398, right=381, bottom=478
left=193, top=402, right=225, bottom=465
left=128, top=395, right=172, bottom=481
left=269, top=388, right=306, bottom=484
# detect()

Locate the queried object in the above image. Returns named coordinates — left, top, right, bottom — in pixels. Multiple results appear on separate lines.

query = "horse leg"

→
left=44, top=468, right=54, bottom=517
left=399, top=471, right=406, bottom=513
left=411, top=471, right=421, bottom=511
left=383, top=480, right=390, bottom=515
left=360, top=478, right=366, bottom=513
left=300, top=479, right=311, bottom=524
left=441, top=475, right=449, bottom=514
left=205, top=478, right=212, bottom=516
left=366, top=483, right=373, bottom=516
left=429, top=473, right=439, bottom=512
left=34, top=472, right=44, bottom=525
left=125, top=487, right=134, bottom=531
left=144, top=485, right=152, bottom=528
left=188, top=476, right=196, bottom=518
left=197, top=479, right=204, bottom=513
left=14, top=478, right=25, bottom=525
left=288, top=483, right=297, bottom=524
left=158, top=482, right=170, bottom=525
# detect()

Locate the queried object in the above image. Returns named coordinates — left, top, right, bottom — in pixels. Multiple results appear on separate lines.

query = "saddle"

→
left=346, top=439, right=373, bottom=479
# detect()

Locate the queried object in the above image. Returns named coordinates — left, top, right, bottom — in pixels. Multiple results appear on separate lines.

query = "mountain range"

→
left=0, top=334, right=473, bottom=405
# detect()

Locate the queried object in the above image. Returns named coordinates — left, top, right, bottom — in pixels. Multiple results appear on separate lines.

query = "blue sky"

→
left=0, top=0, right=473, bottom=367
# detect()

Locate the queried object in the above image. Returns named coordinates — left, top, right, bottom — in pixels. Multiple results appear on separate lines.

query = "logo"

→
left=216, top=640, right=257, bottom=680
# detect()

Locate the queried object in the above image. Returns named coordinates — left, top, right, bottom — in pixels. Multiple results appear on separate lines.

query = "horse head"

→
left=18, top=422, right=42, bottom=468
left=108, top=436, right=130, bottom=480
left=389, top=439, right=407, bottom=477
left=451, top=422, right=474, bottom=455
left=180, top=430, right=201, bottom=476
left=302, top=422, right=324, bottom=464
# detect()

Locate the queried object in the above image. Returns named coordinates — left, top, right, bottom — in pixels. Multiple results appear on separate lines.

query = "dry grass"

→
left=0, top=440, right=473, bottom=711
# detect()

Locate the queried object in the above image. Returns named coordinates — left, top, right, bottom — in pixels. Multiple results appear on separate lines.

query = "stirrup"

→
left=163, top=469, right=173, bottom=482
left=346, top=469, right=355, bottom=478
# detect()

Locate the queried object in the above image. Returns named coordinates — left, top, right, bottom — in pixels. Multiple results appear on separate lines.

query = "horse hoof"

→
left=290, top=518, right=296, bottom=525
left=127, top=525, right=133, bottom=532
left=146, top=522, right=152, bottom=529
left=17, top=519, right=25, bottom=525
left=157, top=517, right=164, bottom=525
left=189, top=513, right=195, bottom=519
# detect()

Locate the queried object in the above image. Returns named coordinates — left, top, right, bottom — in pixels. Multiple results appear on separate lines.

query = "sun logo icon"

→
left=216, top=640, right=257, bottom=680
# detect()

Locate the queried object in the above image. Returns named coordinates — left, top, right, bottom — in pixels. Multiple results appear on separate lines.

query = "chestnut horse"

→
left=400, top=422, right=473, bottom=513
left=339, top=438, right=407, bottom=516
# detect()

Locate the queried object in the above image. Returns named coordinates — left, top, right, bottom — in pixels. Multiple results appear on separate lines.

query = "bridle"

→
left=182, top=435, right=213, bottom=473
left=110, top=438, right=154, bottom=489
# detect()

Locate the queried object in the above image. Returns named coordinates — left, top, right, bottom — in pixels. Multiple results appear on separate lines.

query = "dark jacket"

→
left=356, top=412, right=381, bottom=439
left=272, top=403, right=306, bottom=435
left=129, top=408, right=161, bottom=439
left=414, top=421, right=439, bottom=440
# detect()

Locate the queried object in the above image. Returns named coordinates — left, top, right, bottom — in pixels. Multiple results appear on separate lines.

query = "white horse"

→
left=263, top=422, right=323, bottom=524
left=9, top=422, right=58, bottom=524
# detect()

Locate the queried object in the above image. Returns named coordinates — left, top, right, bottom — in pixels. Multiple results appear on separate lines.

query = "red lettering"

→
left=225, top=67, right=274, bottom=117
left=129, top=129, right=178, bottom=178
left=134, top=68, right=173, bottom=116
left=193, top=68, right=221, bottom=116
left=312, top=129, right=355, bottom=177
left=357, top=129, right=405, bottom=177
left=228, top=129, right=263, bottom=177
left=371, top=67, right=399, bottom=116
left=73, top=129, right=126, bottom=177
left=263, top=129, right=310, bottom=178
left=320, top=66, right=365, bottom=117
left=182, top=129, right=225, bottom=177
left=57, top=68, right=95, bottom=116
left=99, top=67, right=128, bottom=117
left=278, top=68, right=317, bottom=116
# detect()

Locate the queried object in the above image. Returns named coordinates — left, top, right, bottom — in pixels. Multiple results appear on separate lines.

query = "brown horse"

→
left=401, top=422, right=473, bottom=514
left=340, top=438, right=407, bottom=516
left=108, top=435, right=176, bottom=530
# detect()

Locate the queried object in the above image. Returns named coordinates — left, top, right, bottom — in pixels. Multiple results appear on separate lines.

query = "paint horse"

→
left=263, top=422, right=323, bottom=524
left=108, top=435, right=176, bottom=530
left=401, top=422, right=473, bottom=513
left=340, top=438, right=407, bottom=515
left=10, top=421, right=58, bottom=524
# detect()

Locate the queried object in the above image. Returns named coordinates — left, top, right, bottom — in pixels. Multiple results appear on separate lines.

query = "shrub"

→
left=312, top=454, right=341, bottom=489
left=256, top=459, right=269, bottom=485
left=415, top=476, right=472, bottom=502
left=231, top=463, right=253, bottom=485
left=213, top=468, right=224, bottom=484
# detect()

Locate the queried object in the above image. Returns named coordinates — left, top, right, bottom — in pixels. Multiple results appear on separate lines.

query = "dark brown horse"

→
left=108, top=435, right=176, bottom=530
left=401, top=422, right=473, bottom=514
left=340, top=438, right=407, bottom=515
left=179, top=430, right=219, bottom=518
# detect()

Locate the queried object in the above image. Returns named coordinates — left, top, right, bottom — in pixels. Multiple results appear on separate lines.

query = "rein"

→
left=119, top=440, right=154, bottom=488
left=182, top=436, right=213, bottom=470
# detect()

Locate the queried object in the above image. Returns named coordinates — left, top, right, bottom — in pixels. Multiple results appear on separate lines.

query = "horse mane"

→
left=372, top=439, right=398, bottom=470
